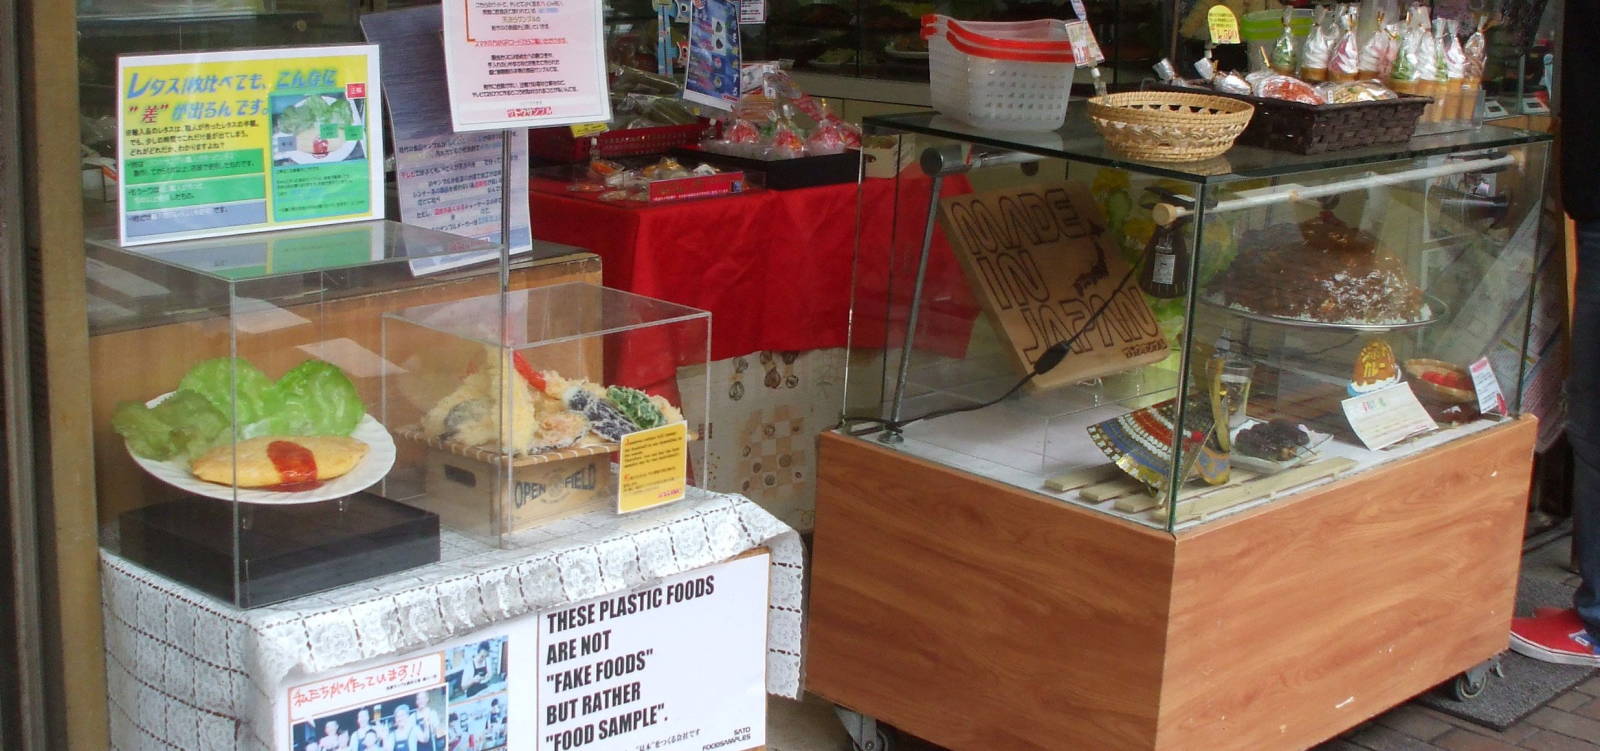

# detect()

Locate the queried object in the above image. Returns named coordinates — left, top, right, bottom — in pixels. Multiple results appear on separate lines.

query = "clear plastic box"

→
left=381, top=282, right=711, bottom=547
left=87, top=219, right=570, bottom=608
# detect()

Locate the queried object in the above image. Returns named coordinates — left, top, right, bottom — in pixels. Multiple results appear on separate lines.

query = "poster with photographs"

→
left=287, top=657, right=450, bottom=751
left=285, top=625, right=534, bottom=751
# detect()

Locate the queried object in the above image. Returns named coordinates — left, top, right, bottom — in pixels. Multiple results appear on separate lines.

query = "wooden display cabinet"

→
left=809, top=418, right=1533, bottom=751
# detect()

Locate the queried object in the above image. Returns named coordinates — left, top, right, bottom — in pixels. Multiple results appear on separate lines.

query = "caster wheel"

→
left=855, top=728, right=895, bottom=751
left=1452, top=668, right=1489, bottom=701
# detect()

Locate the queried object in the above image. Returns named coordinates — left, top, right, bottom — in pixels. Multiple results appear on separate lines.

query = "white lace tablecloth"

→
left=101, top=488, right=804, bottom=751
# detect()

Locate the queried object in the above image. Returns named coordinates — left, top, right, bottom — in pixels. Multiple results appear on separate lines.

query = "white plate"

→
left=274, top=95, right=363, bottom=165
left=127, top=392, right=396, bottom=505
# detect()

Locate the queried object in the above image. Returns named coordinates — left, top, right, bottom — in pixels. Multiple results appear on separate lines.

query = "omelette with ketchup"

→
left=190, top=435, right=369, bottom=490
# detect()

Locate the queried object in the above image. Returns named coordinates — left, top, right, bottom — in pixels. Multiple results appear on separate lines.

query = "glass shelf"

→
left=862, top=109, right=1553, bottom=184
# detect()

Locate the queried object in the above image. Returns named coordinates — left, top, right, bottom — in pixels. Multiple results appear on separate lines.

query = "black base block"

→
left=669, top=146, right=860, bottom=189
left=119, top=492, right=440, bottom=609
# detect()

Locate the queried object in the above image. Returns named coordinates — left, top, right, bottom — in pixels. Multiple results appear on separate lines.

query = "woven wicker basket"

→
left=1087, top=92, right=1255, bottom=162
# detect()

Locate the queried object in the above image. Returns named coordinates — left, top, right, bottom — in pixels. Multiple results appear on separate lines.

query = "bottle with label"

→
left=1139, top=221, right=1190, bottom=299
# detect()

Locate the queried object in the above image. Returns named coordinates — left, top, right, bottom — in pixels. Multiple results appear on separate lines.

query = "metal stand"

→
left=835, top=707, right=896, bottom=751
left=877, top=144, right=1044, bottom=444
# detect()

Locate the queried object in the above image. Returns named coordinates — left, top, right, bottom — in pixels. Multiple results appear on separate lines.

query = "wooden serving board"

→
left=1154, top=457, right=1358, bottom=524
left=397, top=425, right=620, bottom=468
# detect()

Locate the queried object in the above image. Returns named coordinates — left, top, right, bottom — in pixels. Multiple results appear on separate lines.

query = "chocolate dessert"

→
left=1211, top=212, right=1426, bottom=325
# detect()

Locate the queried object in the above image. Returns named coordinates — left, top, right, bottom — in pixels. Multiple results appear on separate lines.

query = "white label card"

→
left=1341, top=382, right=1438, bottom=451
left=1470, top=357, right=1508, bottom=415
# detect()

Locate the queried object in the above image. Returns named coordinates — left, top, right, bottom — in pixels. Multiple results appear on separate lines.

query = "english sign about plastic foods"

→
left=116, top=46, right=384, bottom=246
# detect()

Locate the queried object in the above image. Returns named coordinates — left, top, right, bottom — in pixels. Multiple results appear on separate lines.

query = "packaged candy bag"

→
left=1329, top=5, right=1361, bottom=82
left=805, top=121, right=849, bottom=156
left=1315, top=79, right=1398, bottom=103
left=1300, top=5, right=1333, bottom=81
left=1270, top=6, right=1298, bottom=75
left=1255, top=75, right=1324, bottom=104
left=1457, top=15, right=1487, bottom=121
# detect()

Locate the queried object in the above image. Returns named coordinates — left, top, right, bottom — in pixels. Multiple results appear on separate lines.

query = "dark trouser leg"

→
left=1569, top=220, right=1600, bottom=641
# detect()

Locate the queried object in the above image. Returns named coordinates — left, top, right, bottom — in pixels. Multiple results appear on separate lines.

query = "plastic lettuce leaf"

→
left=606, top=385, right=666, bottom=430
left=112, top=389, right=230, bottom=461
left=112, top=401, right=178, bottom=460
left=260, top=359, right=364, bottom=438
left=151, top=389, right=229, bottom=460
left=178, top=357, right=277, bottom=426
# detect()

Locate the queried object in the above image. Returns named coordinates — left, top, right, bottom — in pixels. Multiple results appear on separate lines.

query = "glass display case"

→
left=844, top=109, right=1551, bottom=532
left=87, top=219, right=523, bottom=608
left=381, top=283, right=711, bottom=547
left=761, top=0, right=1167, bottom=85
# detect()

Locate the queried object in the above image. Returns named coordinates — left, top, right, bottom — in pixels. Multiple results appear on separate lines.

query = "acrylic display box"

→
left=86, top=219, right=605, bottom=608
left=380, top=282, right=710, bottom=546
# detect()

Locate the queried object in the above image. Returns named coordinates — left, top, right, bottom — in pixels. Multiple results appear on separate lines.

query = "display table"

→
left=102, top=488, right=803, bottom=751
left=529, top=176, right=979, bottom=383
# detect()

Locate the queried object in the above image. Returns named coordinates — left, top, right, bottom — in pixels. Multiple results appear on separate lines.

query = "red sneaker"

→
left=1510, top=609, right=1600, bottom=667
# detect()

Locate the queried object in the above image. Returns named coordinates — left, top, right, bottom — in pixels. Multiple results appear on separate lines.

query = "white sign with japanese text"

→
left=442, top=0, right=612, bottom=131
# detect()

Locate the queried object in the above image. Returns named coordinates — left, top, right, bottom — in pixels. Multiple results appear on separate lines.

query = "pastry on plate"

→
left=191, top=435, right=369, bottom=488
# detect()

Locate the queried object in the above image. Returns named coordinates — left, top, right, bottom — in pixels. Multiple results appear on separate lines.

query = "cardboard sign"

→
left=618, top=422, right=689, bottom=513
left=537, top=553, right=769, bottom=751
left=116, top=46, right=384, bottom=246
left=937, top=182, right=1169, bottom=390
left=1341, top=382, right=1437, bottom=451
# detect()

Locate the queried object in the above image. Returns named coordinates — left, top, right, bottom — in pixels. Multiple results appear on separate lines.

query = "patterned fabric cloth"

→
left=101, top=488, right=803, bottom=751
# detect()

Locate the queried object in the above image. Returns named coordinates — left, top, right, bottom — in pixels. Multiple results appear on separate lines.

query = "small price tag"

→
left=1065, top=20, right=1104, bottom=67
left=1470, top=357, right=1508, bottom=415
left=569, top=122, right=609, bottom=137
left=618, top=422, right=689, bottom=513
left=1207, top=4, right=1241, bottom=45
left=1341, top=382, right=1438, bottom=451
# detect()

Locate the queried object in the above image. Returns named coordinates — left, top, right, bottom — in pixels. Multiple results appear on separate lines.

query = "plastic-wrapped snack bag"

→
left=770, top=124, right=806, bottom=159
left=1458, top=15, right=1487, bottom=121
left=1357, top=12, right=1393, bottom=79
left=1443, top=20, right=1466, bottom=122
left=1255, top=75, right=1324, bottom=104
left=1315, top=79, right=1398, bottom=103
left=1330, top=5, right=1361, bottom=82
left=1299, top=5, right=1333, bottom=81
left=1387, top=10, right=1422, bottom=96
left=1213, top=71, right=1253, bottom=96
left=805, top=121, right=849, bottom=156
left=1271, top=6, right=1298, bottom=75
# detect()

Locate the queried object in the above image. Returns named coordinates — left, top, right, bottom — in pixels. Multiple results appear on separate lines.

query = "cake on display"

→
left=1209, top=212, right=1427, bottom=326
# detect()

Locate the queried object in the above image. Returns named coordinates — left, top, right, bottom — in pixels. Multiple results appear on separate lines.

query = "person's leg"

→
left=1511, top=219, right=1600, bottom=665
left=1569, top=219, right=1600, bottom=643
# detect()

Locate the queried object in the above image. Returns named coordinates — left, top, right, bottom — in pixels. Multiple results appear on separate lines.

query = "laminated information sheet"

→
left=442, top=0, right=611, bottom=131
left=116, top=46, right=384, bottom=246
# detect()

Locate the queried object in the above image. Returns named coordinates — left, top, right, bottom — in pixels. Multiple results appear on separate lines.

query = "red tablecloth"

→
left=530, top=175, right=979, bottom=386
